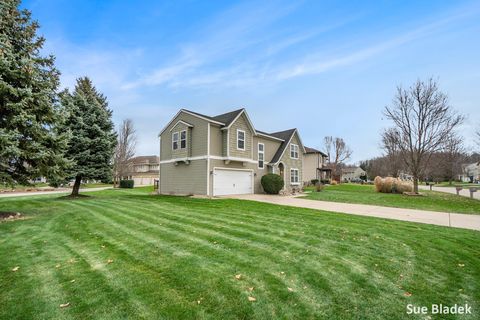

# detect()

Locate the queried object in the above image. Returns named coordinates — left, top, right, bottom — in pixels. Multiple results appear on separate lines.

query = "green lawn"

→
left=79, top=183, right=113, bottom=189
left=1, top=188, right=479, bottom=319
left=304, top=184, right=480, bottom=214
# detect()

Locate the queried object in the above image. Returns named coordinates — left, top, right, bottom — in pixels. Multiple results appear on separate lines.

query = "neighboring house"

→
left=458, top=162, right=480, bottom=183
left=341, top=166, right=366, bottom=182
left=303, top=147, right=330, bottom=183
left=123, top=155, right=160, bottom=186
left=158, top=108, right=309, bottom=196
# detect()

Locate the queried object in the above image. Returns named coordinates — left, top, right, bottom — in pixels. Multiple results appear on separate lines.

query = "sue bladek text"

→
left=406, top=304, right=472, bottom=315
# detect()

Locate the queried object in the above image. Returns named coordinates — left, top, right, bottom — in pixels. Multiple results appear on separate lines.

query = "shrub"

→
left=331, top=180, right=338, bottom=185
left=320, top=179, right=330, bottom=184
left=374, top=176, right=413, bottom=194
left=261, top=174, right=284, bottom=194
left=119, top=179, right=134, bottom=188
left=310, top=179, right=319, bottom=186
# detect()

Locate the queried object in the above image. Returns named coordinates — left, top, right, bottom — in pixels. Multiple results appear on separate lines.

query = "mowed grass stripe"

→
left=70, top=200, right=326, bottom=316
left=69, top=198, right=419, bottom=317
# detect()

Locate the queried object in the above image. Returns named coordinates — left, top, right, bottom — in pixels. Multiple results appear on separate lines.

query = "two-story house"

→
left=158, top=108, right=309, bottom=196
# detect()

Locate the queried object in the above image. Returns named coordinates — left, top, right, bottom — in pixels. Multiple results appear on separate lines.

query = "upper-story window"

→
left=290, top=144, right=299, bottom=159
left=258, top=143, right=265, bottom=169
left=172, top=132, right=179, bottom=150
left=180, top=130, right=187, bottom=149
left=172, top=130, right=187, bottom=150
left=237, top=130, right=245, bottom=150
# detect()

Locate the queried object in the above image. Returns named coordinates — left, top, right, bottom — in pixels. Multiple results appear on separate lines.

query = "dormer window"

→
left=237, top=130, right=245, bottom=150
left=290, top=144, right=299, bottom=159
left=172, top=132, right=179, bottom=150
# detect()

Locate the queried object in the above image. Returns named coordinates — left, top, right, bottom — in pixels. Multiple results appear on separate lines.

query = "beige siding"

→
left=303, top=153, right=320, bottom=182
left=209, top=124, right=223, bottom=156
left=253, top=137, right=282, bottom=164
left=278, top=132, right=303, bottom=191
left=160, top=112, right=208, bottom=161
left=228, top=113, right=253, bottom=159
left=160, top=160, right=207, bottom=195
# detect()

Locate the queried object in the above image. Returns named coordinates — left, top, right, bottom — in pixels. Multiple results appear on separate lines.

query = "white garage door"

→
left=213, top=169, right=253, bottom=196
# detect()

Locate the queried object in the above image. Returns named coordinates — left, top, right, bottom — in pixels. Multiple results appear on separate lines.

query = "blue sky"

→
left=24, top=0, right=480, bottom=162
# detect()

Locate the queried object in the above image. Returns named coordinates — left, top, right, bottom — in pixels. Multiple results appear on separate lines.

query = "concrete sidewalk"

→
left=0, top=187, right=112, bottom=198
left=227, top=194, right=480, bottom=231
left=419, top=185, right=480, bottom=200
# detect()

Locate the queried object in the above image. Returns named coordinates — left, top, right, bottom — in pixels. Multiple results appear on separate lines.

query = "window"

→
left=258, top=143, right=265, bottom=169
left=172, top=132, right=179, bottom=150
left=180, top=130, right=187, bottom=149
left=290, top=168, right=299, bottom=184
left=237, top=130, right=245, bottom=150
left=290, top=144, right=299, bottom=159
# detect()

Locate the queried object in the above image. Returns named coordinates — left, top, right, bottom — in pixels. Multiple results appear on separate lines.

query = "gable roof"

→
left=269, top=129, right=298, bottom=164
left=305, top=146, right=328, bottom=157
left=129, top=155, right=159, bottom=165
left=211, top=109, right=244, bottom=127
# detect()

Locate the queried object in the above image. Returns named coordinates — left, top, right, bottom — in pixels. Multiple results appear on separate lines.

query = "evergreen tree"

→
left=0, top=0, right=69, bottom=186
left=61, top=77, right=116, bottom=196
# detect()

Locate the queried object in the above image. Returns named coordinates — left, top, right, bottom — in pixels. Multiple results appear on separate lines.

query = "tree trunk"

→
left=71, top=175, right=82, bottom=196
left=413, top=176, right=419, bottom=194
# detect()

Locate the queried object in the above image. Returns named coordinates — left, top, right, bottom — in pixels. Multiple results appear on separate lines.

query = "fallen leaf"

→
left=248, top=287, right=254, bottom=292
left=60, top=303, right=70, bottom=308
left=107, top=259, right=113, bottom=264
left=458, top=263, right=465, bottom=267
left=101, top=245, right=105, bottom=248
left=197, top=300, right=201, bottom=304
left=235, top=274, right=242, bottom=280
left=248, top=296, right=256, bottom=302
left=404, top=292, right=412, bottom=297
left=55, top=264, right=61, bottom=268
left=288, top=287, right=294, bottom=292
left=280, top=271, right=285, bottom=275
left=70, top=279, right=75, bottom=283
left=12, top=266, right=19, bottom=272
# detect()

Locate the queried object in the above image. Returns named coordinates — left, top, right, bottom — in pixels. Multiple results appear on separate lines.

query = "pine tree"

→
left=61, top=77, right=116, bottom=196
left=0, top=0, right=69, bottom=186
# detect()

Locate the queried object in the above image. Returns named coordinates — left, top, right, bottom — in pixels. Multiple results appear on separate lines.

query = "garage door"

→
left=213, top=169, right=253, bottom=196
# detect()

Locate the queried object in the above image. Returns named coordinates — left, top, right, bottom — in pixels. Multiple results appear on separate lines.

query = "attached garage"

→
left=213, top=168, right=253, bottom=196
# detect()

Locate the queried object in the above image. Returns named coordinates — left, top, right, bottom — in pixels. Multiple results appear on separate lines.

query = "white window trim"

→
left=290, top=144, right=299, bottom=159
left=258, top=143, right=265, bottom=169
left=172, top=132, right=179, bottom=150
left=180, top=130, right=187, bottom=149
left=237, top=129, right=246, bottom=151
left=290, top=168, right=300, bottom=185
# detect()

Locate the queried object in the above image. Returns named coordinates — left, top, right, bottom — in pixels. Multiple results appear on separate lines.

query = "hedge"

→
left=119, top=179, right=134, bottom=188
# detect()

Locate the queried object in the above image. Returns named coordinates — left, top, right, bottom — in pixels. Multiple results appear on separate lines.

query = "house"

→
left=341, top=166, right=366, bottom=182
left=303, top=147, right=330, bottom=183
left=458, top=162, right=480, bottom=183
left=158, top=108, right=312, bottom=196
left=123, top=155, right=159, bottom=186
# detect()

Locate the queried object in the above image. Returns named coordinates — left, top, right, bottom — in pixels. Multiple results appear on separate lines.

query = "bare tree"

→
left=323, top=136, right=352, bottom=181
left=384, top=78, right=464, bottom=193
left=114, top=119, right=137, bottom=186
left=381, top=128, right=402, bottom=177
left=441, top=134, right=466, bottom=185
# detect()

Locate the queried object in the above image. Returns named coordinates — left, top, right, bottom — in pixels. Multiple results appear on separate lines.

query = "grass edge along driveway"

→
left=303, top=184, right=480, bottom=215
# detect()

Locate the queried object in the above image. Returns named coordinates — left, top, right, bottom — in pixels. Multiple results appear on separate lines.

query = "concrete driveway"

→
left=419, top=185, right=480, bottom=200
left=227, top=194, right=480, bottom=231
